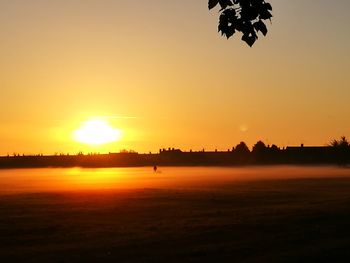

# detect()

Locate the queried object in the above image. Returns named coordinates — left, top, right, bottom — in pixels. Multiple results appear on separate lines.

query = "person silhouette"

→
left=153, top=165, right=158, bottom=172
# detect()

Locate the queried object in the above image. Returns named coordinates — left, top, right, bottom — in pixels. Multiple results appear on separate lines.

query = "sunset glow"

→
left=73, top=119, right=122, bottom=146
left=1, top=1, right=350, bottom=261
left=0, top=0, right=349, bottom=155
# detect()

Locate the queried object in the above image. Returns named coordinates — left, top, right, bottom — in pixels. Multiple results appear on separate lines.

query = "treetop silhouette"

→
left=208, top=0, right=273, bottom=47
left=330, top=136, right=349, bottom=148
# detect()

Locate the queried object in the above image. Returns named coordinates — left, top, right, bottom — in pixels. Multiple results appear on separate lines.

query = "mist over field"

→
left=1, top=166, right=350, bottom=262
left=1, top=166, right=350, bottom=194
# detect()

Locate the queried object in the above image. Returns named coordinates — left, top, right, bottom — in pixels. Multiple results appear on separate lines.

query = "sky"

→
left=0, top=0, right=350, bottom=155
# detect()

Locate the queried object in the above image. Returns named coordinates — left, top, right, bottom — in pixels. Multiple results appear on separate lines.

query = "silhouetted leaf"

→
left=218, top=0, right=233, bottom=10
left=242, top=6, right=259, bottom=21
left=208, top=0, right=219, bottom=10
left=254, top=20, right=267, bottom=36
left=209, top=0, right=273, bottom=46
left=259, top=10, right=273, bottom=20
left=264, top=3, right=273, bottom=11
left=242, top=33, right=257, bottom=47
left=225, top=25, right=236, bottom=38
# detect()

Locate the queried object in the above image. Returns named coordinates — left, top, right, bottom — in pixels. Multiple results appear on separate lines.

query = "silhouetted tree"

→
left=269, top=144, right=279, bottom=152
left=267, top=144, right=282, bottom=163
left=252, top=140, right=268, bottom=162
left=330, top=136, right=350, bottom=165
left=330, top=136, right=349, bottom=148
left=252, top=140, right=267, bottom=154
left=233, top=141, right=250, bottom=163
left=235, top=141, right=250, bottom=155
left=208, top=0, right=273, bottom=46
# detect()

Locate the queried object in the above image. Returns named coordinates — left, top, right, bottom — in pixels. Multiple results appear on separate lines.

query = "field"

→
left=1, top=167, right=350, bottom=262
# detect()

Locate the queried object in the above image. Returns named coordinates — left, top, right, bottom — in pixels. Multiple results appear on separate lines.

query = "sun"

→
left=73, top=119, right=122, bottom=145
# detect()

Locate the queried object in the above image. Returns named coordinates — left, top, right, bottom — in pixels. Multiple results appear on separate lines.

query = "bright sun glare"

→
left=74, top=119, right=122, bottom=145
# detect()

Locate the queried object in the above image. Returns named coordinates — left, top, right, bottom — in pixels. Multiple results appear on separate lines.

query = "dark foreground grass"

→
left=1, top=178, right=350, bottom=262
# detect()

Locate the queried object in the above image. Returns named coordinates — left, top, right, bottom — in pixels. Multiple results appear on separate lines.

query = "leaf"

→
left=209, top=0, right=272, bottom=46
left=218, top=12, right=236, bottom=38
left=225, top=25, right=236, bottom=39
left=242, top=6, right=259, bottom=21
left=259, top=10, right=273, bottom=20
left=218, top=0, right=233, bottom=10
left=264, top=3, right=273, bottom=11
left=254, top=20, right=268, bottom=36
left=208, top=0, right=219, bottom=10
left=242, top=34, right=257, bottom=47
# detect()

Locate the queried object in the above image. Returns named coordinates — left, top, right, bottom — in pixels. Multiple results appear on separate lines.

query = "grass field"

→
left=1, top=167, right=350, bottom=262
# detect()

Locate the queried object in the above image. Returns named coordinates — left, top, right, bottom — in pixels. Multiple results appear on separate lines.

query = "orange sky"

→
left=1, top=0, right=350, bottom=155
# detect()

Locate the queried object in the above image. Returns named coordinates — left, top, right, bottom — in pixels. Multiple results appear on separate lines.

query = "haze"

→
left=1, top=166, right=350, bottom=194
